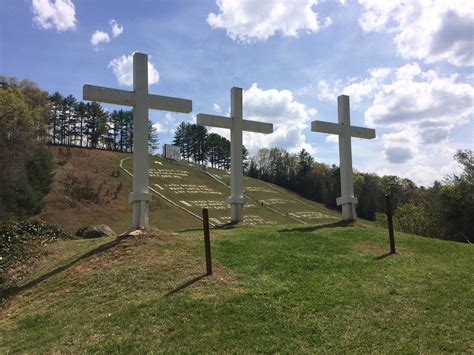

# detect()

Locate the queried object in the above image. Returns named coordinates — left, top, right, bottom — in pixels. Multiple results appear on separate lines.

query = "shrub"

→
left=0, top=219, right=71, bottom=285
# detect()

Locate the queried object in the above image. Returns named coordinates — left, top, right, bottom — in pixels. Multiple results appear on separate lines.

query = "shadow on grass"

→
left=165, top=274, right=208, bottom=297
left=0, top=235, right=132, bottom=304
left=278, top=220, right=350, bottom=233
left=177, top=222, right=238, bottom=233
left=214, top=222, right=238, bottom=230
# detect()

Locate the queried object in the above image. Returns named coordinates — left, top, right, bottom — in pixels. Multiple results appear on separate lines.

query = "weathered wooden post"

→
left=202, top=208, right=212, bottom=275
left=385, top=194, right=396, bottom=254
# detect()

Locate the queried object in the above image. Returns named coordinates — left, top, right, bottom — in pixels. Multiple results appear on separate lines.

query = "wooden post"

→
left=202, top=208, right=212, bottom=275
left=385, top=194, right=396, bottom=254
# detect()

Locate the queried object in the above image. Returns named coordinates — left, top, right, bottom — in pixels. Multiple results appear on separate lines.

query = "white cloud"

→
left=213, top=104, right=221, bottom=113
left=108, top=52, right=160, bottom=87
left=91, top=19, right=123, bottom=49
left=358, top=0, right=474, bottom=66
left=314, top=67, right=392, bottom=105
left=31, top=0, right=77, bottom=31
left=90, top=31, right=110, bottom=48
left=365, top=63, right=474, bottom=131
left=152, top=122, right=167, bottom=133
left=241, top=83, right=316, bottom=154
left=110, top=19, right=123, bottom=37
left=207, top=0, right=330, bottom=43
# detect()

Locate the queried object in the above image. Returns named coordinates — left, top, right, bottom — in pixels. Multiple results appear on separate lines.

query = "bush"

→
left=0, top=219, right=71, bottom=285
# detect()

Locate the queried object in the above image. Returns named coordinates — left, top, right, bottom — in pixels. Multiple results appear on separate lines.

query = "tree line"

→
left=247, top=147, right=473, bottom=243
left=48, top=92, right=159, bottom=152
left=0, top=77, right=54, bottom=218
left=173, top=121, right=248, bottom=170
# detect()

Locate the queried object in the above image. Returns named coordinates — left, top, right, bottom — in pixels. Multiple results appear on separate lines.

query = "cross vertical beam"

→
left=197, top=87, right=273, bottom=223
left=337, top=95, right=357, bottom=220
left=230, top=88, right=244, bottom=221
left=311, top=95, right=376, bottom=221
left=132, top=53, right=150, bottom=229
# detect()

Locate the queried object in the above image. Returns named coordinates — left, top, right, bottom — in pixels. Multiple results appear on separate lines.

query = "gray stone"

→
left=81, top=224, right=116, bottom=238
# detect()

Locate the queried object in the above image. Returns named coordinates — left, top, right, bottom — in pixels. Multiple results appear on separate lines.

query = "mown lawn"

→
left=1, top=224, right=473, bottom=353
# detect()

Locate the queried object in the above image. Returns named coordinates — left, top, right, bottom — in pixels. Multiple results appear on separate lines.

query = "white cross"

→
left=83, top=52, right=192, bottom=229
left=197, top=87, right=273, bottom=223
left=311, top=95, right=376, bottom=221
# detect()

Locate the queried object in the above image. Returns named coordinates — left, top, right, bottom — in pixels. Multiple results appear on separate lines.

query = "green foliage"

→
left=0, top=79, right=53, bottom=218
left=173, top=121, right=241, bottom=169
left=0, top=219, right=71, bottom=285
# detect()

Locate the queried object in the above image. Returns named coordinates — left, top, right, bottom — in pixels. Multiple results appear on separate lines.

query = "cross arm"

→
left=83, top=84, right=135, bottom=107
left=197, top=114, right=233, bottom=129
left=149, top=94, right=192, bottom=113
left=350, top=126, right=376, bottom=139
left=312, top=120, right=376, bottom=139
left=311, top=120, right=341, bottom=135
left=242, top=119, right=273, bottom=134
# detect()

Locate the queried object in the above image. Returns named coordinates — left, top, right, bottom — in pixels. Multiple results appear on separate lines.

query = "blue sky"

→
left=1, top=0, right=473, bottom=186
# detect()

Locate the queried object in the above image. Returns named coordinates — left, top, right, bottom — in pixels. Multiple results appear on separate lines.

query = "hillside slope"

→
left=1, top=224, right=472, bottom=352
left=37, top=146, right=340, bottom=233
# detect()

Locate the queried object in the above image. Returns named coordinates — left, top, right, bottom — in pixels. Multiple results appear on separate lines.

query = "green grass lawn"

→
left=1, top=224, right=473, bottom=353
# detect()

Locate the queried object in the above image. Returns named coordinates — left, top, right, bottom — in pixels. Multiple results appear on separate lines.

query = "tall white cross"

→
left=311, top=95, right=375, bottom=221
left=83, top=52, right=192, bottom=229
left=197, top=87, right=273, bottom=223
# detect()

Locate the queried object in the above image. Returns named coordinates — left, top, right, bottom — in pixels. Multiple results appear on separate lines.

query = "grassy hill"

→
left=37, top=146, right=340, bottom=234
left=1, top=223, right=473, bottom=352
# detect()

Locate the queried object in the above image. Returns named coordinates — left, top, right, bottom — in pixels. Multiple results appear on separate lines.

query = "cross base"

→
left=337, top=196, right=357, bottom=221
left=226, top=196, right=244, bottom=223
left=129, top=192, right=151, bottom=229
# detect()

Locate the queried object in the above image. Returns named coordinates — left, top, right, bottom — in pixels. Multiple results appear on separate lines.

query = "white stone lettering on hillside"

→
left=154, top=184, right=164, bottom=190
left=244, top=187, right=278, bottom=193
left=220, top=215, right=276, bottom=225
left=180, top=200, right=192, bottom=206
left=262, top=198, right=296, bottom=205
left=164, top=184, right=223, bottom=195
left=154, top=161, right=163, bottom=165
left=289, top=211, right=338, bottom=220
left=189, top=200, right=229, bottom=209
left=149, top=168, right=189, bottom=178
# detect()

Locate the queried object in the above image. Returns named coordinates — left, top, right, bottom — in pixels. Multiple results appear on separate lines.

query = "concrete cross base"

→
left=226, top=196, right=244, bottom=222
left=337, top=196, right=358, bottom=221
left=229, top=203, right=244, bottom=222
left=340, top=203, right=357, bottom=221
left=129, top=192, right=151, bottom=229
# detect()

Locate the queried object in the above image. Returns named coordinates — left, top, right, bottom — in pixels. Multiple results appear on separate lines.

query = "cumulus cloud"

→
left=91, top=19, right=123, bottom=49
left=110, top=19, right=123, bottom=37
left=207, top=0, right=330, bottom=42
left=365, top=63, right=474, bottom=130
left=108, top=52, right=160, bottom=86
left=31, top=0, right=77, bottom=31
left=358, top=0, right=474, bottom=66
left=241, top=83, right=316, bottom=154
left=90, top=31, right=110, bottom=48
